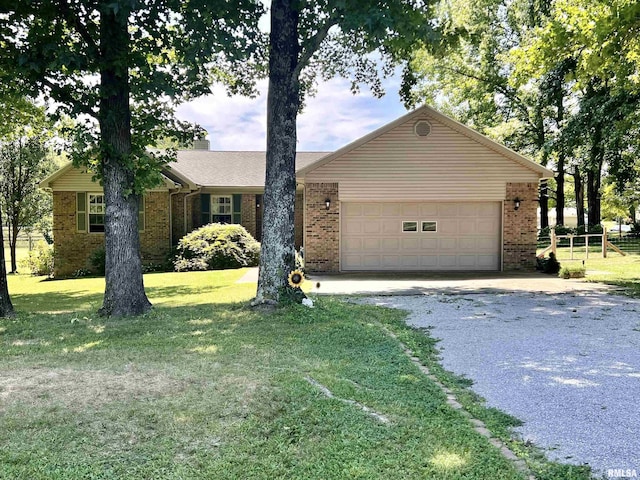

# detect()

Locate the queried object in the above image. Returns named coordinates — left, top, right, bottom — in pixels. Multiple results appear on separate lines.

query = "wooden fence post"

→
left=602, top=229, right=607, bottom=258
left=551, top=227, right=557, bottom=256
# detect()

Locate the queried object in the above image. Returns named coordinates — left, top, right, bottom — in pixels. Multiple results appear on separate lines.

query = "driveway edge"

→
left=383, top=327, right=536, bottom=480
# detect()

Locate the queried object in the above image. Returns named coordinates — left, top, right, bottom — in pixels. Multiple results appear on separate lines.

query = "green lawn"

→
left=544, top=248, right=640, bottom=296
left=1, top=269, right=531, bottom=480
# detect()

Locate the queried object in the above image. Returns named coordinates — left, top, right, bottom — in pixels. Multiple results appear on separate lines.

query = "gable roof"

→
left=39, top=162, right=179, bottom=190
left=297, top=105, right=554, bottom=179
left=169, top=151, right=330, bottom=187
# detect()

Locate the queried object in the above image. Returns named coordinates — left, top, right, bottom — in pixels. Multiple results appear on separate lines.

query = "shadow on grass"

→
left=11, top=290, right=105, bottom=314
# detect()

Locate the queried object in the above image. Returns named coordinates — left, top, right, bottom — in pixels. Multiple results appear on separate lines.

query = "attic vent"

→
left=414, top=120, right=431, bottom=137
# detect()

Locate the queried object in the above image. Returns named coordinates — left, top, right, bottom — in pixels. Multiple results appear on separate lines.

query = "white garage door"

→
left=341, top=202, right=501, bottom=271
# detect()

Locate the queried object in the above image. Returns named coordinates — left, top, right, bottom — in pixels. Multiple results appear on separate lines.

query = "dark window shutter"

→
left=201, top=193, right=211, bottom=225
left=76, top=192, right=87, bottom=232
left=232, top=194, right=242, bottom=223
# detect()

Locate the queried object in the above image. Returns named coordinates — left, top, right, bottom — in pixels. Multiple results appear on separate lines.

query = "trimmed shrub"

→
left=559, top=264, right=586, bottom=279
left=536, top=252, right=561, bottom=274
left=20, top=241, right=54, bottom=277
left=174, top=223, right=260, bottom=271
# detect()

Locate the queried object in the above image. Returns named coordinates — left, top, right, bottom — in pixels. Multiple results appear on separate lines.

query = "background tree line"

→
left=402, top=0, right=640, bottom=231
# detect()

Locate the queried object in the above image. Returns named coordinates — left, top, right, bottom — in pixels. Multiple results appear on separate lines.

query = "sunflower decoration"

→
left=288, top=270, right=305, bottom=288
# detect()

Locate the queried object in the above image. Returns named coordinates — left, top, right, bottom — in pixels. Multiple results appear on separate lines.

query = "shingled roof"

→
left=167, top=151, right=330, bottom=187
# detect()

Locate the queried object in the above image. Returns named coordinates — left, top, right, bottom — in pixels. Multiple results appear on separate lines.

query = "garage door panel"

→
left=343, top=203, right=363, bottom=216
left=401, top=238, right=420, bottom=250
left=343, top=238, right=362, bottom=252
left=362, top=238, right=380, bottom=251
left=401, top=204, right=420, bottom=216
left=438, top=238, right=457, bottom=250
left=420, top=204, right=438, bottom=216
left=459, top=238, right=476, bottom=250
left=382, top=220, right=399, bottom=234
left=438, top=203, right=458, bottom=216
left=478, top=203, right=501, bottom=216
left=478, top=221, right=499, bottom=234
left=382, top=238, right=399, bottom=250
left=363, top=222, right=381, bottom=234
left=401, top=256, right=420, bottom=267
left=421, top=255, right=439, bottom=267
left=459, top=204, right=478, bottom=216
left=438, top=220, right=458, bottom=235
left=421, top=238, right=438, bottom=249
left=362, top=255, right=382, bottom=268
left=459, top=221, right=476, bottom=234
left=459, top=255, right=477, bottom=267
left=341, top=202, right=501, bottom=271
left=381, top=204, right=402, bottom=216
left=362, top=204, right=381, bottom=216
left=344, top=221, right=363, bottom=234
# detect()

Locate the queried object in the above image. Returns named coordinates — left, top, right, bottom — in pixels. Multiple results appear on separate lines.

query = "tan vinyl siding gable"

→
left=49, top=165, right=170, bottom=192
left=305, top=113, right=541, bottom=202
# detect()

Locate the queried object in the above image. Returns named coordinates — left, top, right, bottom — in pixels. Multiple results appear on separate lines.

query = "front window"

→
left=88, top=194, right=105, bottom=233
left=212, top=196, right=232, bottom=223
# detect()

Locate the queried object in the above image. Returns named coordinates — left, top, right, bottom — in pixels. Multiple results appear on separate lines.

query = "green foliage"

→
left=0, top=1, right=263, bottom=193
left=538, top=252, right=561, bottom=274
left=174, top=223, right=260, bottom=272
left=89, top=247, right=106, bottom=276
left=559, top=264, right=586, bottom=279
left=19, top=241, right=54, bottom=277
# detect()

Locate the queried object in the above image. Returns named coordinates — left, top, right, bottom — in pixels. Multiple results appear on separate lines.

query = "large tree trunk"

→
left=573, top=166, right=585, bottom=229
left=539, top=181, right=549, bottom=229
left=254, top=0, right=300, bottom=304
left=9, top=221, right=18, bottom=273
left=556, top=151, right=565, bottom=225
left=0, top=206, right=14, bottom=317
left=97, top=4, right=151, bottom=317
left=586, top=167, right=602, bottom=228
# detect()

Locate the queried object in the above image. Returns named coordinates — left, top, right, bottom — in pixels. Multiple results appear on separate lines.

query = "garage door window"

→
left=422, top=221, right=437, bottom=232
left=402, top=221, right=418, bottom=232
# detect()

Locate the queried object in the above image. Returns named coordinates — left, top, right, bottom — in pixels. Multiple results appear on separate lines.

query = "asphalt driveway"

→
left=363, top=290, right=640, bottom=476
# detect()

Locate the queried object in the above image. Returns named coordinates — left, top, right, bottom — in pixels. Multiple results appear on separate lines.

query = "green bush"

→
left=559, top=264, right=586, bottom=279
left=174, top=223, right=260, bottom=271
left=19, top=241, right=54, bottom=277
left=89, top=247, right=106, bottom=276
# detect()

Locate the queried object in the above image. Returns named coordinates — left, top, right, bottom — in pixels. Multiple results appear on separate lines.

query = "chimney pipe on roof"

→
left=192, top=139, right=210, bottom=150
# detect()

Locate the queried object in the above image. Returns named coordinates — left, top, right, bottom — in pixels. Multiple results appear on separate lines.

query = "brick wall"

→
left=171, top=192, right=186, bottom=246
left=304, top=183, right=339, bottom=272
left=294, top=193, right=303, bottom=249
left=503, top=182, right=538, bottom=270
left=241, top=194, right=257, bottom=239
left=53, top=191, right=171, bottom=277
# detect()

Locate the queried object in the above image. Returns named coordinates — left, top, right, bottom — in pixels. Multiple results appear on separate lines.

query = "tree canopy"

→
left=0, top=0, right=263, bottom=316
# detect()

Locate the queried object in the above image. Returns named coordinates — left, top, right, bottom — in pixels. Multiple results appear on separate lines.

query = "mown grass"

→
left=545, top=249, right=640, bottom=296
left=1, top=270, right=525, bottom=480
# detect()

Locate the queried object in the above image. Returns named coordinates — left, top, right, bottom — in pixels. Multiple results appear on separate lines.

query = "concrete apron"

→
left=306, top=271, right=618, bottom=296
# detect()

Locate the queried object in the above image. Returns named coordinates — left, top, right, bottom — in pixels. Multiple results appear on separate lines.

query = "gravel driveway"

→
left=365, top=291, right=640, bottom=476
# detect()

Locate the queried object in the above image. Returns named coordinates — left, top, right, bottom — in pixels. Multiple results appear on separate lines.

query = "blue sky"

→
left=175, top=73, right=410, bottom=152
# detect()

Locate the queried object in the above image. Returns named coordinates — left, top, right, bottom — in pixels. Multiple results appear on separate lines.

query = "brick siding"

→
left=53, top=191, right=171, bottom=277
left=503, top=182, right=538, bottom=270
left=294, top=193, right=303, bottom=249
left=304, top=183, right=339, bottom=272
left=241, top=194, right=257, bottom=239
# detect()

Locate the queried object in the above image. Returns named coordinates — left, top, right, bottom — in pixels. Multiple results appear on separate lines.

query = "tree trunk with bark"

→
left=97, top=4, right=151, bottom=317
left=573, top=166, right=585, bottom=229
left=539, top=181, right=549, bottom=229
left=9, top=222, right=18, bottom=273
left=586, top=167, right=602, bottom=228
left=254, top=0, right=300, bottom=304
left=0, top=206, right=14, bottom=317
left=556, top=152, right=565, bottom=225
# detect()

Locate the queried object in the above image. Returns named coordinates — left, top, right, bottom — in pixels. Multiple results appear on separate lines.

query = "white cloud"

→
left=175, top=72, right=409, bottom=152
